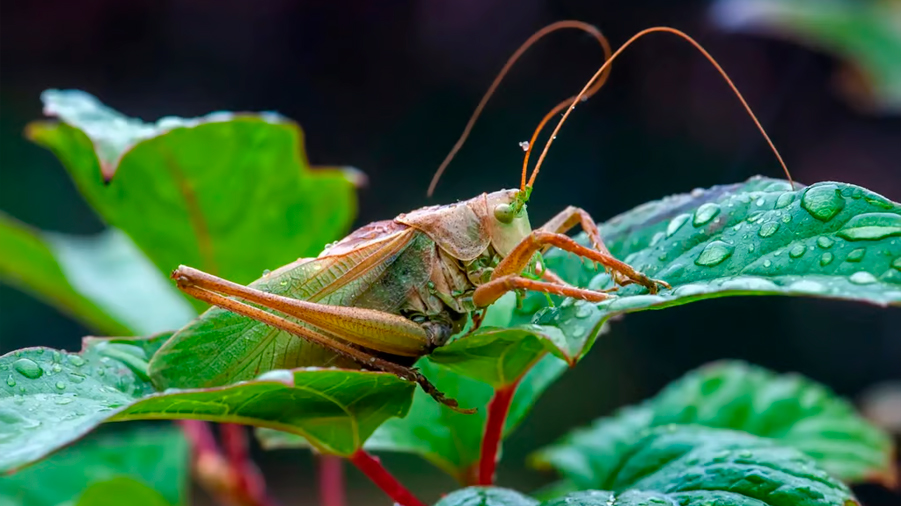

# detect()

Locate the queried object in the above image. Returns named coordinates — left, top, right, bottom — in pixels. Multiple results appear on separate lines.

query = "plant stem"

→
left=349, top=450, right=426, bottom=506
left=318, top=455, right=346, bottom=506
left=477, top=380, right=520, bottom=485
left=179, top=420, right=280, bottom=506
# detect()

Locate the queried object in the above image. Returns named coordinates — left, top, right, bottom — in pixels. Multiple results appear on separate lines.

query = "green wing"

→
left=149, top=223, right=435, bottom=389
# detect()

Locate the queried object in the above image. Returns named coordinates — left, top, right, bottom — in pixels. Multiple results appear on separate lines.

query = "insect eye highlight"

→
left=494, top=203, right=515, bottom=224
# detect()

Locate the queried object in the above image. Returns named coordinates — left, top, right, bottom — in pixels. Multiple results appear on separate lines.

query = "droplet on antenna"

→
left=518, top=141, right=530, bottom=151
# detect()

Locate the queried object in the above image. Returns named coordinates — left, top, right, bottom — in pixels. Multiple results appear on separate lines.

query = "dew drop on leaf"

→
left=849, top=271, right=878, bottom=285
left=6, top=375, right=16, bottom=387
left=892, top=257, right=901, bottom=271
left=666, top=213, right=691, bottom=237
left=836, top=213, right=901, bottom=241
left=801, top=184, right=845, bottom=222
left=847, top=248, right=866, bottom=263
left=758, top=222, right=780, bottom=238
left=820, top=252, right=834, bottom=266
left=817, top=236, right=834, bottom=249
left=692, top=203, right=721, bottom=227
left=775, top=192, right=794, bottom=209
left=789, top=244, right=806, bottom=259
left=67, top=355, right=85, bottom=367
left=13, top=358, right=42, bottom=379
left=763, top=260, right=773, bottom=268
left=51, top=363, right=62, bottom=373
left=695, top=241, right=734, bottom=267
left=55, top=381, right=66, bottom=390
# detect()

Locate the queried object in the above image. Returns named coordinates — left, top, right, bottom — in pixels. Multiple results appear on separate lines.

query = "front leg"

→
left=539, top=206, right=668, bottom=291
left=492, top=220, right=669, bottom=294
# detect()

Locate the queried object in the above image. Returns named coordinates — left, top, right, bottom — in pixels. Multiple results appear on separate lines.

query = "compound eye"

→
left=494, top=203, right=515, bottom=224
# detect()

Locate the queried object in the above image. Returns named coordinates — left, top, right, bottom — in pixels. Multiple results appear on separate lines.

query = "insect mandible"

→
left=150, top=22, right=792, bottom=412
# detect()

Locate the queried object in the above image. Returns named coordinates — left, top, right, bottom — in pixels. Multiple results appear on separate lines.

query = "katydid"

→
left=149, top=23, right=791, bottom=412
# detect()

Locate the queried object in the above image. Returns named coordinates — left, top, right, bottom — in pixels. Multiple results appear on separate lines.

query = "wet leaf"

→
left=0, top=335, right=414, bottom=472
left=0, top=214, right=194, bottom=335
left=531, top=178, right=901, bottom=361
left=27, top=90, right=360, bottom=310
left=0, top=427, right=188, bottom=506
left=531, top=361, right=894, bottom=486
left=711, top=0, right=901, bottom=113
left=434, top=486, right=538, bottom=506
left=446, top=428, right=857, bottom=505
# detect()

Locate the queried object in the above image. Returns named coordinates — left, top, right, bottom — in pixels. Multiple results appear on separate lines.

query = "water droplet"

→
left=67, top=355, right=85, bottom=367
left=747, top=212, right=764, bottom=223
left=758, top=222, right=780, bottom=238
left=649, top=231, right=665, bottom=247
left=801, top=184, right=845, bottom=221
left=732, top=222, right=743, bottom=232
left=6, top=375, right=16, bottom=387
left=847, top=248, right=866, bottom=263
left=763, top=260, right=773, bottom=268
left=13, top=359, right=42, bottom=379
left=695, top=241, right=734, bottom=267
left=52, top=351, right=61, bottom=363
left=666, top=213, right=691, bottom=237
left=51, top=363, right=62, bottom=373
left=748, top=244, right=755, bottom=252
left=755, top=197, right=766, bottom=207
left=892, top=257, right=901, bottom=271
left=69, top=373, right=86, bottom=384
left=789, top=244, right=806, bottom=259
left=836, top=213, right=901, bottom=241
left=693, top=203, right=721, bottom=226
left=54, top=396, right=74, bottom=405
left=781, top=213, right=792, bottom=223
left=820, top=252, right=834, bottom=266
left=789, top=280, right=825, bottom=293
left=775, top=192, right=794, bottom=209
left=817, top=236, right=834, bottom=249
left=262, top=269, right=271, bottom=276
left=849, top=271, right=877, bottom=285
left=55, top=381, right=66, bottom=390
left=518, top=141, right=530, bottom=151
left=574, top=303, right=592, bottom=319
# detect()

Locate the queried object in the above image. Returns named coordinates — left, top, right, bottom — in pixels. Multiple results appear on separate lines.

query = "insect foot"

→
left=410, top=369, right=477, bottom=414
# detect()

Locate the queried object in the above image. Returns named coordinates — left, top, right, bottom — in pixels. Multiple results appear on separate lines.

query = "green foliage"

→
left=531, top=361, right=894, bottom=486
left=434, top=487, right=539, bottom=506
left=24, top=90, right=359, bottom=311
left=524, top=178, right=901, bottom=361
left=0, top=427, right=188, bottom=506
left=74, top=477, right=173, bottom=506
left=0, top=334, right=414, bottom=472
left=442, top=427, right=858, bottom=506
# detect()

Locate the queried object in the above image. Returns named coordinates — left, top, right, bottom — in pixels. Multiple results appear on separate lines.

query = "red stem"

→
left=318, top=455, right=346, bottom=506
left=477, top=381, right=520, bottom=485
left=349, top=450, right=426, bottom=506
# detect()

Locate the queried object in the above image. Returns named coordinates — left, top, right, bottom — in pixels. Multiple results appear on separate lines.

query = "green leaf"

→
left=259, top=356, right=567, bottom=483
left=0, top=212, right=129, bottom=335
left=0, top=427, right=188, bottom=506
left=0, top=336, right=414, bottom=472
left=531, top=361, right=894, bottom=486
left=450, top=428, right=859, bottom=505
left=711, top=0, right=901, bottom=113
left=529, top=178, right=901, bottom=361
left=74, top=477, right=172, bottom=506
left=434, top=487, right=538, bottom=506
left=27, top=90, right=360, bottom=306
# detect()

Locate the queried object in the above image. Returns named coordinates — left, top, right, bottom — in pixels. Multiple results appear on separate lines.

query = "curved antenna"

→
left=427, top=20, right=612, bottom=197
left=525, top=26, right=792, bottom=190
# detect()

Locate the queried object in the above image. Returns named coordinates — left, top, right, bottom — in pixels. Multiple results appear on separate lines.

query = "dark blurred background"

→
left=1, top=0, right=899, bottom=504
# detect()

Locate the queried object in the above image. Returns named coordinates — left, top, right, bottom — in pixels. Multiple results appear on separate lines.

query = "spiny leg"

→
left=173, top=270, right=473, bottom=413
left=539, top=206, right=654, bottom=288
left=473, top=275, right=614, bottom=307
left=492, top=230, right=669, bottom=294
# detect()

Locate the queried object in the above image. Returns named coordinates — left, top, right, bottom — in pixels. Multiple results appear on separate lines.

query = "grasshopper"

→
left=153, top=22, right=790, bottom=411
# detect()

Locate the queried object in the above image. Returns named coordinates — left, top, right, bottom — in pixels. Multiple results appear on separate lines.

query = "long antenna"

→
left=525, top=26, right=792, bottom=190
left=427, top=20, right=612, bottom=197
